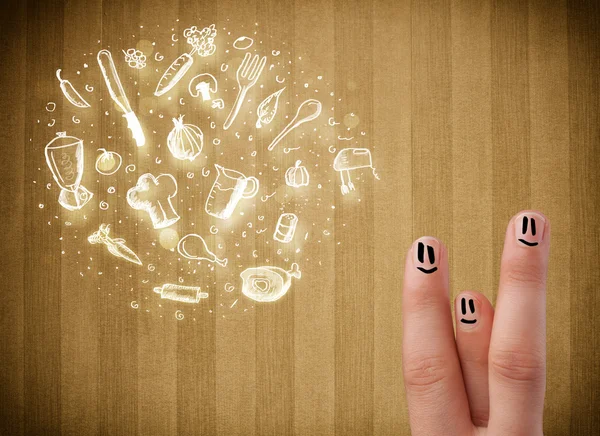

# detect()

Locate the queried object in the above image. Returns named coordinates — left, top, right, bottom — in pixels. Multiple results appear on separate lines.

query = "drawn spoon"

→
left=267, top=99, right=322, bottom=151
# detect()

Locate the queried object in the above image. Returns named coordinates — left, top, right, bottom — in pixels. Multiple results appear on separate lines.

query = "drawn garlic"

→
left=256, top=87, right=285, bottom=128
left=167, top=115, right=203, bottom=161
left=285, top=160, right=309, bottom=187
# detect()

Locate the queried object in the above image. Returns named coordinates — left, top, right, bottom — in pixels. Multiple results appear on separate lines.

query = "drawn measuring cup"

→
left=204, top=164, right=259, bottom=220
left=45, top=132, right=93, bottom=211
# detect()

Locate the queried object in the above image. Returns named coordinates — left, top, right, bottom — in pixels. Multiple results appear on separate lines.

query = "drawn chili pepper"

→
left=56, top=69, right=91, bottom=108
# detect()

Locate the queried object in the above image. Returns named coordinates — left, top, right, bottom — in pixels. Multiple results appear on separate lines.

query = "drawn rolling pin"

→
left=153, top=284, right=209, bottom=304
left=97, top=49, right=145, bottom=147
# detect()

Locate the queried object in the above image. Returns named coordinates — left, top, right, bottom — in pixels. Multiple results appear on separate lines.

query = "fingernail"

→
left=456, top=294, right=480, bottom=330
left=413, top=237, right=440, bottom=274
left=515, top=212, right=545, bottom=247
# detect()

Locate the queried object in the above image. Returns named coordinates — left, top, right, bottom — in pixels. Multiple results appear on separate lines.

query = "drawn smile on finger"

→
left=516, top=213, right=544, bottom=247
left=415, top=239, right=439, bottom=274
left=459, top=297, right=477, bottom=324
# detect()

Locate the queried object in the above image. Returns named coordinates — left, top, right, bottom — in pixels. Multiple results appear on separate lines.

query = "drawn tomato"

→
left=95, top=148, right=122, bottom=175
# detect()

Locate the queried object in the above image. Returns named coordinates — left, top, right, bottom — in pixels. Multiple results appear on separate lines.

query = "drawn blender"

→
left=333, top=148, right=379, bottom=195
left=223, top=53, right=267, bottom=130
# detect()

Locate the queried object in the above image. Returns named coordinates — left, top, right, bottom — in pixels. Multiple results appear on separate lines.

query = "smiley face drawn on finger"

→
left=459, top=297, right=477, bottom=324
left=415, top=240, right=438, bottom=274
left=516, top=213, right=545, bottom=247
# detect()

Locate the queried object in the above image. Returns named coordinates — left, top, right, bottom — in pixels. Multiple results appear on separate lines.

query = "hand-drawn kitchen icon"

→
left=517, top=213, right=543, bottom=247
left=333, top=148, right=380, bottom=195
left=223, top=52, right=267, bottom=130
left=267, top=99, right=322, bottom=151
left=95, top=148, right=122, bottom=175
left=56, top=69, right=90, bottom=108
left=45, top=132, right=93, bottom=211
left=273, top=213, right=298, bottom=243
left=153, top=284, right=209, bottom=304
left=188, top=73, right=217, bottom=101
left=204, top=164, right=259, bottom=220
left=177, top=233, right=227, bottom=267
left=122, top=48, right=147, bottom=69
left=97, top=49, right=145, bottom=147
left=88, top=223, right=142, bottom=265
left=155, top=25, right=217, bottom=97
left=459, top=297, right=477, bottom=324
left=127, top=173, right=180, bottom=229
left=240, top=263, right=301, bottom=302
left=232, top=36, right=254, bottom=50
left=167, top=115, right=204, bottom=161
left=256, top=87, right=285, bottom=128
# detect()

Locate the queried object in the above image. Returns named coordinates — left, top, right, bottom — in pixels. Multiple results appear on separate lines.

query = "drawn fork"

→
left=223, top=53, right=267, bottom=130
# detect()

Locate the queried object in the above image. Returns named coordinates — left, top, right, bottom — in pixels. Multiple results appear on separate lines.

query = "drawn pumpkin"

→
left=285, top=160, right=309, bottom=187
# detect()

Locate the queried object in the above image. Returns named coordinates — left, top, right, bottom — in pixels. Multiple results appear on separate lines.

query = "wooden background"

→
left=1, top=0, right=599, bottom=435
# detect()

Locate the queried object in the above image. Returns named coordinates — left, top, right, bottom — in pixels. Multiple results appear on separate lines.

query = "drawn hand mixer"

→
left=333, top=148, right=380, bottom=195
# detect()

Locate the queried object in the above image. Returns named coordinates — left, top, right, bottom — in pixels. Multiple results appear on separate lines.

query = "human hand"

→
left=402, top=211, right=550, bottom=436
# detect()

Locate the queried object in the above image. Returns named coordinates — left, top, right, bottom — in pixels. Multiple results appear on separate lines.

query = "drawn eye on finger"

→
left=414, top=238, right=439, bottom=274
left=459, top=297, right=477, bottom=325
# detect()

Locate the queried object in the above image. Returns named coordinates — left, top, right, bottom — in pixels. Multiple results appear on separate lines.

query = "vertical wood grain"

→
left=527, top=1, right=571, bottom=434
left=59, top=0, right=102, bottom=434
left=491, top=0, right=531, bottom=295
left=334, top=0, right=375, bottom=435
left=450, top=0, right=493, bottom=299
left=411, top=0, right=453, bottom=266
left=0, top=1, right=26, bottom=435
left=23, top=0, right=64, bottom=433
left=372, top=0, right=412, bottom=435
left=293, top=1, right=336, bottom=435
left=568, top=0, right=600, bottom=433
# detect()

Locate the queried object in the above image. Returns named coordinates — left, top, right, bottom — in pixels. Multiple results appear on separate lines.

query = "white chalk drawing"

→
left=85, top=84, right=94, bottom=92
left=72, top=116, right=80, bottom=124
left=256, top=87, right=285, bottom=128
left=123, top=48, right=147, bottom=69
left=333, top=148, right=380, bottom=195
left=99, top=200, right=109, bottom=210
left=240, top=263, right=301, bottom=302
left=56, top=69, right=91, bottom=109
left=275, top=75, right=285, bottom=84
left=285, top=160, right=309, bottom=187
left=267, top=99, right=322, bottom=151
left=153, top=284, right=208, bottom=304
left=167, top=115, right=203, bottom=161
left=47, top=119, right=55, bottom=127
left=211, top=98, right=224, bottom=109
left=272, top=50, right=280, bottom=56
left=177, top=233, right=227, bottom=267
left=155, top=52, right=164, bottom=61
left=223, top=53, right=267, bottom=130
left=232, top=36, right=254, bottom=50
left=97, top=49, right=145, bottom=147
left=188, top=73, right=217, bottom=101
left=205, top=164, right=259, bottom=220
left=127, top=173, right=180, bottom=229
left=283, top=146, right=300, bottom=154
left=155, top=25, right=217, bottom=97
left=273, top=213, right=298, bottom=243
left=45, top=132, right=93, bottom=211
left=220, top=63, right=228, bottom=72
left=88, top=223, right=142, bottom=265
left=46, top=102, right=56, bottom=112
left=125, top=164, right=136, bottom=173
left=95, top=148, right=122, bottom=175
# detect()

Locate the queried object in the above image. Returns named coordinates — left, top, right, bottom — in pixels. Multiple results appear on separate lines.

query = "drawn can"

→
left=273, top=213, right=298, bottom=243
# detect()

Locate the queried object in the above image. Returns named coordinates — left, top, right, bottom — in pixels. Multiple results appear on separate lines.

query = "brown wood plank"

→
left=333, top=0, right=375, bottom=435
left=0, top=0, right=27, bottom=435
left=292, top=1, right=336, bottom=435
left=490, top=0, right=532, bottom=296
left=372, top=0, right=412, bottom=435
left=527, top=1, right=571, bottom=435
left=23, top=0, right=65, bottom=433
left=567, top=0, right=600, bottom=433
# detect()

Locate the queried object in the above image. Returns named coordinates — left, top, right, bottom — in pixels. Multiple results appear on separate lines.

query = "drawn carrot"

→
left=88, top=224, right=142, bottom=265
left=56, top=69, right=91, bottom=108
left=154, top=25, right=217, bottom=97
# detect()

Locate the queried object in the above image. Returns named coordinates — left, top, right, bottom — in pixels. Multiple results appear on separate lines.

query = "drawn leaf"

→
left=256, top=87, right=285, bottom=128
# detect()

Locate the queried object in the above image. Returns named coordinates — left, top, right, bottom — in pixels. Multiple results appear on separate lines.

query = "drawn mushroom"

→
left=188, top=73, right=218, bottom=101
